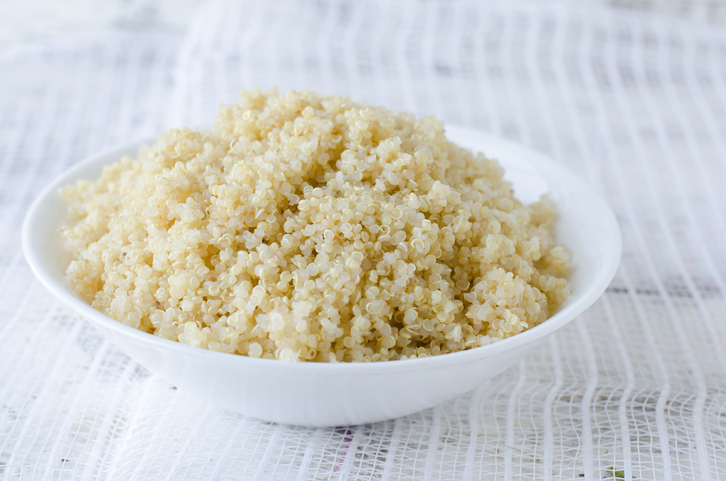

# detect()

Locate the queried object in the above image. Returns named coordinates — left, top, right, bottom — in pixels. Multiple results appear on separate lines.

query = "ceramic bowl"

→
left=22, top=126, right=621, bottom=427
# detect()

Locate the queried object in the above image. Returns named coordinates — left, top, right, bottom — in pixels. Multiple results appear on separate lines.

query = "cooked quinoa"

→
left=60, top=89, right=570, bottom=362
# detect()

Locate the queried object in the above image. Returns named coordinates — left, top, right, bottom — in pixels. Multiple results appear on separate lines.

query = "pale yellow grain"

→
left=60, top=88, right=570, bottom=362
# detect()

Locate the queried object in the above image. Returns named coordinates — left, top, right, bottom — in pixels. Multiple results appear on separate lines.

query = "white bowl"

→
left=22, top=126, right=620, bottom=427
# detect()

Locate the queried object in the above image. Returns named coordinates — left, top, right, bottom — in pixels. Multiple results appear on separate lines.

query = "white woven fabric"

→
left=2, top=1, right=726, bottom=479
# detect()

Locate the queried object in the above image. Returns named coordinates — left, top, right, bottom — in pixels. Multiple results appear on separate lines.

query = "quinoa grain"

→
left=60, top=89, right=570, bottom=362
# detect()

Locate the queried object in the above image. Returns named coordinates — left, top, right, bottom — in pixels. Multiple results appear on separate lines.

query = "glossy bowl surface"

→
left=22, top=126, right=621, bottom=427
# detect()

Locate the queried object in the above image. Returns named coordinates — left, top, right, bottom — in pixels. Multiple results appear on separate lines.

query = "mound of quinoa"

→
left=60, top=89, right=570, bottom=362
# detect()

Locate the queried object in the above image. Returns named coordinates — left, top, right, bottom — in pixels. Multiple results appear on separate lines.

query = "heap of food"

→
left=60, top=89, right=570, bottom=362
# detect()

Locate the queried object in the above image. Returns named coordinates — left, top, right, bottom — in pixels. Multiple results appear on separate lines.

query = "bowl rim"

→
left=22, top=125, right=621, bottom=373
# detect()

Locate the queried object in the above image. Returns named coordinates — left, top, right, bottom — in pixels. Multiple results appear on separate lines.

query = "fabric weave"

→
left=1, top=1, right=725, bottom=479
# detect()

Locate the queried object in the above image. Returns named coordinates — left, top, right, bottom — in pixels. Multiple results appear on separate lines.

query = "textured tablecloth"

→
left=1, top=1, right=726, bottom=479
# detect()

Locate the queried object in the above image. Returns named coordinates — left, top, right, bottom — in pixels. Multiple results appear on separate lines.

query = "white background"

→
left=1, top=0, right=726, bottom=479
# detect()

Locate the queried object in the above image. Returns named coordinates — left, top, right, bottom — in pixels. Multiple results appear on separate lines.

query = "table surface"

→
left=1, top=0, right=726, bottom=479
left=2, top=0, right=726, bottom=49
